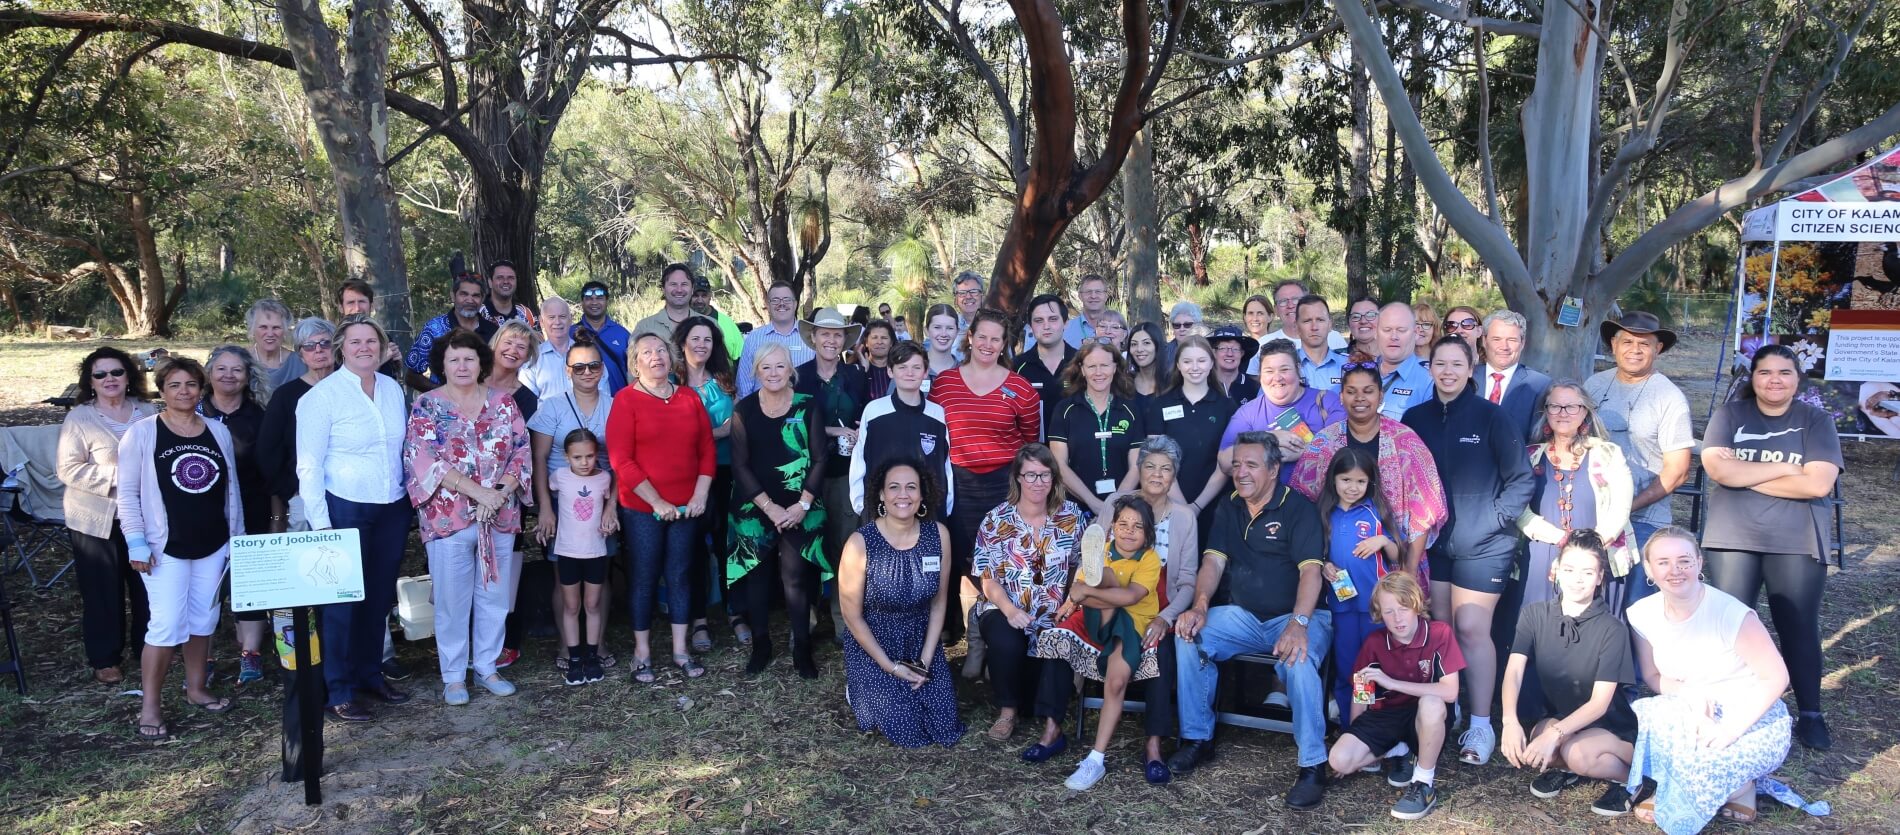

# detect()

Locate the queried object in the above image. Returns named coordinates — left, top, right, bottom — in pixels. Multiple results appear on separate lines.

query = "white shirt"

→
left=295, top=368, right=407, bottom=529
left=1252, top=328, right=1347, bottom=375
left=1628, top=585, right=1758, bottom=698
left=1484, top=363, right=1520, bottom=401
left=524, top=338, right=573, bottom=400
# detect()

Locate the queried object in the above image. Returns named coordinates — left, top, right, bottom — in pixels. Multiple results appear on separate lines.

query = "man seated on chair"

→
left=1167, top=431, right=1333, bottom=811
left=1326, top=572, right=1463, bottom=822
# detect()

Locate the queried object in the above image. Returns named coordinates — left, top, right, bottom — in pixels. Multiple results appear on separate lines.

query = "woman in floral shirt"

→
left=403, top=330, right=532, bottom=706
left=971, top=443, right=1083, bottom=743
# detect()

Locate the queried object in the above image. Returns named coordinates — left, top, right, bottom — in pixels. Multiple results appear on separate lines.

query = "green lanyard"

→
left=1089, top=394, right=1115, bottom=474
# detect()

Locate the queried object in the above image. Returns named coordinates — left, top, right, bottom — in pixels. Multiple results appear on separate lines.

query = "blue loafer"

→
left=1021, top=734, right=1069, bottom=763
left=1145, top=759, right=1172, bottom=784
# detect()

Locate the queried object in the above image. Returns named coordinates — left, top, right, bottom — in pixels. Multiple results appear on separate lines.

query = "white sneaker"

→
left=1065, top=756, right=1107, bottom=791
left=1459, top=724, right=1496, bottom=765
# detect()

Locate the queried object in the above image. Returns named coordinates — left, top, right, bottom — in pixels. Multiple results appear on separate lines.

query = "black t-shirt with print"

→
left=1205, top=485, right=1324, bottom=621
left=1702, top=399, right=1843, bottom=560
left=153, top=419, right=229, bottom=559
left=1047, top=394, right=1146, bottom=506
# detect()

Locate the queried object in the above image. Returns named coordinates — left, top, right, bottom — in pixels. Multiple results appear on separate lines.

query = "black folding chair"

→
left=2, top=463, right=73, bottom=589
left=0, top=527, right=27, bottom=694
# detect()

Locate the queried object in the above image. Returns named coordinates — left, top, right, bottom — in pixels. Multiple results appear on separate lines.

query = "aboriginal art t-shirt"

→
left=1701, top=398, right=1843, bottom=561
left=153, top=419, right=229, bottom=559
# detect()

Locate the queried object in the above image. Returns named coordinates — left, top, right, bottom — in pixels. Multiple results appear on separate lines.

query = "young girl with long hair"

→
left=1316, top=446, right=1402, bottom=721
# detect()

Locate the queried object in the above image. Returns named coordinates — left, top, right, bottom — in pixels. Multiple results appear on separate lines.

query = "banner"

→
left=229, top=528, right=367, bottom=612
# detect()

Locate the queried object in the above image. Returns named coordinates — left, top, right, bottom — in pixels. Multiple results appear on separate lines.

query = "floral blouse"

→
left=403, top=389, right=532, bottom=542
left=971, top=499, right=1085, bottom=638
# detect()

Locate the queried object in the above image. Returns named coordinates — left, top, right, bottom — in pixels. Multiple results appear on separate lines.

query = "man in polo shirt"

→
left=1478, top=309, right=1552, bottom=438
left=1376, top=303, right=1433, bottom=419
left=1295, top=294, right=1349, bottom=392
left=1063, top=273, right=1112, bottom=348
left=572, top=280, right=631, bottom=394
left=737, top=280, right=815, bottom=397
left=1327, top=572, right=1463, bottom=821
left=479, top=259, right=538, bottom=328
left=634, top=262, right=697, bottom=343
left=1014, top=293, right=1075, bottom=435
left=1168, top=432, right=1333, bottom=810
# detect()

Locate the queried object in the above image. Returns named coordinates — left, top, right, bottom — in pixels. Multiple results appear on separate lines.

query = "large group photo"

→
left=3, top=0, right=1900, bottom=833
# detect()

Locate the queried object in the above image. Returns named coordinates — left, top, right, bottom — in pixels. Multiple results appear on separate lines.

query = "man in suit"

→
left=1478, top=310, right=1552, bottom=438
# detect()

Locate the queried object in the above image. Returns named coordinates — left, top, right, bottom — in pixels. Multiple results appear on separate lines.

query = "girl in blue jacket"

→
left=1402, top=335, right=1534, bottom=768
left=1317, top=446, right=1401, bottom=722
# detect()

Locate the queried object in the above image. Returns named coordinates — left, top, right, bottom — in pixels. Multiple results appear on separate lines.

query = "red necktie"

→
left=1489, top=372, right=1505, bottom=404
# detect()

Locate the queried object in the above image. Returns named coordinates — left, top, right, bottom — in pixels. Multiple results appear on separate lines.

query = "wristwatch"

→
left=798, top=499, right=813, bottom=512
left=1293, top=613, right=1311, bottom=628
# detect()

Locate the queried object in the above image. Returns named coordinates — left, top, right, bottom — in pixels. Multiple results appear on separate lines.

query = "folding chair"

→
left=1073, top=651, right=1317, bottom=741
left=2, top=463, right=72, bottom=589
left=0, top=527, right=26, bottom=694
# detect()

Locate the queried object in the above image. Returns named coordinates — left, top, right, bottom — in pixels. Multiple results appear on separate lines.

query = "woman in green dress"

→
left=729, top=343, right=829, bottom=679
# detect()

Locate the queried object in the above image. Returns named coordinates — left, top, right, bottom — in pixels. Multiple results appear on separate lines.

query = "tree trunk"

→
left=296, top=234, right=338, bottom=321
left=125, top=191, right=167, bottom=336
left=1123, top=127, right=1161, bottom=327
left=1346, top=50, right=1372, bottom=302
left=275, top=0, right=412, bottom=347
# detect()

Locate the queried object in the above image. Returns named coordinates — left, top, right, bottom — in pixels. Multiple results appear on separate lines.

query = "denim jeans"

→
left=1623, top=521, right=1662, bottom=612
left=320, top=494, right=409, bottom=707
left=623, top=507, right=694, bottom=631
left=1176, top=606, right=1334, bottom=767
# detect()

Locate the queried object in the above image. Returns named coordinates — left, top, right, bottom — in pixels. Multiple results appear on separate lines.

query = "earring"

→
left=1645, top=573, right=1656, bottom=588
left=917, top=505, right=927, bottom=518
left=877, top=502, right=886, bottom=518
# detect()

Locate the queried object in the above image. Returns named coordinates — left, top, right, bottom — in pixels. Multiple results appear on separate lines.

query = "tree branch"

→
left=918, top=0, right=1025, bottom=185
left=1763, top=0, right=1876, bottom=167
left=1, top=30, right=94, bottom=173
left=397, top=0, right=458, bottom=117
left=1383, top=0, right=1541, bottom=37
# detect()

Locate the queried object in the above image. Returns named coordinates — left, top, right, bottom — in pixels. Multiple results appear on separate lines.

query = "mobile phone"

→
left=896, top=659, right=929, bottom=679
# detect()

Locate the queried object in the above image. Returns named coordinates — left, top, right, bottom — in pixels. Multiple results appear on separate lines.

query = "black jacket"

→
left=1403, top=384, right=1534, bottom=561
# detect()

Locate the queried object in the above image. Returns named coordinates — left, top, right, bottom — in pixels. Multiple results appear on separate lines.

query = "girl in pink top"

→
left=543, top=428, right=616, bottom=685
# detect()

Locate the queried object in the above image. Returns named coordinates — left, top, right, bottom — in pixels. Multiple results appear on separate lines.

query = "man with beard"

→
left=406, top=273, right=498, bottom=391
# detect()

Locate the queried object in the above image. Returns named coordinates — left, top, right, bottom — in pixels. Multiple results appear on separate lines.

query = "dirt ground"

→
left=1, top=331, right=1897, bottom=834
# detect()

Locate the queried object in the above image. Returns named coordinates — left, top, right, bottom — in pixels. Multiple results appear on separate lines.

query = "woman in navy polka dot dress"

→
left=837, top=458, right=965, bottom=748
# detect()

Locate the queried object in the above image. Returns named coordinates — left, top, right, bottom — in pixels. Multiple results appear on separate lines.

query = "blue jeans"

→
left=1623, top=520, right=1662, bottom=612
left=320, top=494, right=410, bottom=707
left=1176, top=606, right=1333, bottom=767
left=623, top=507, right=694, bottom=631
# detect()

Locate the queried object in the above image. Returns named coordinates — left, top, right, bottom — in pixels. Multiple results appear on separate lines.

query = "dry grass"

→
left=1, top=332, right=1897, bottom=834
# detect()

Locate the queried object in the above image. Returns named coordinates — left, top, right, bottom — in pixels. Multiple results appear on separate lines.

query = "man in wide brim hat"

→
left=1206, top=324, right=1261, bottom=364
left=799, top=306, right=863, bottom=351
left=1599, top=310, right=1678, bottom=353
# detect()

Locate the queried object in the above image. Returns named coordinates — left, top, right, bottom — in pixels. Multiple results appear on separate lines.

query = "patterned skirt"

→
left=1034, top=606, right=1159, bottom=683
left=1627, top=694, right=1791, bottom=835
left=725, top=498, right=829, bottom=584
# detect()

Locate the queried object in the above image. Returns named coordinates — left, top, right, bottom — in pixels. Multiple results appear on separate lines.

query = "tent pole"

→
left=1714, top=240, right=1749, bottom=420
left=1763, top=237, right=1783, bottom=340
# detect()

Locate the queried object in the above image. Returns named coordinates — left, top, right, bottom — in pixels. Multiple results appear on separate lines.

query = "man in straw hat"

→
left=1583, top=310, right=1693, bottom=610
left=797, top=307, right=871, bottom=638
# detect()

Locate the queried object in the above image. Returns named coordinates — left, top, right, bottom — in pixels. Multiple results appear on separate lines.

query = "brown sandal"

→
left=1720, top=801, right=1758, bottom=823
left=94, top=666, right=124, bottom=685
left=986, top=714, right=1017, bottom=742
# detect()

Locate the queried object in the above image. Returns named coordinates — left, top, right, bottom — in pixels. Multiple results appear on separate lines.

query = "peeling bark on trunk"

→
left=1346, top=50, right=1372, bottom=302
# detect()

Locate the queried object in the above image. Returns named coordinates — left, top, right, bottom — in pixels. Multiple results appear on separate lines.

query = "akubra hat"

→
left=799, top=307, right=863, bottom=351
left=1599, top=310, right=1678, bottom=353
left=1206, top=324, right=1261, bottom=364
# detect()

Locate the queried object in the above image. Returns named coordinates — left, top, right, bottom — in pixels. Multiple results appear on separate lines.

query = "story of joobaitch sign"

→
left=228, top=529, right=367, bottom=612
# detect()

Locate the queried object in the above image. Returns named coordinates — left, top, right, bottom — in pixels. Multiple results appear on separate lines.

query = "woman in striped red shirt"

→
left=930, top=307, right=1040, bottom=645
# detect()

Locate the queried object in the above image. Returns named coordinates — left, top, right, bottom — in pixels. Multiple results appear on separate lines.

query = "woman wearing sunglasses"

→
left=58, top=346, right=157, bottom=686
left=528, top=331, right=619, bottom=670
left=1442, top=306, right=1484, bottom=361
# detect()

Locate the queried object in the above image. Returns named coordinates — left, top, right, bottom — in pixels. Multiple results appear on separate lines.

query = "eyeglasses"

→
left=299, top=339, right=332, bottom=352
left=954, top=288, right=983, bottom=298
left=90, top=368, right=127, bottom=380
left=1019, top=471, right=1053, bottom=484
left=1275, top=297, right=1301, bottom=308
left=1445, top=318, right=1481, bottom=331
left=1348, top=312, right=1380, bottom=323
left=1545, top=403, right=1586, bottom=416
left=1171, top=320, right=1196, bottom=330
left=581, top=289, right=607, bottom=298
left=569, top=361, right=604, bottom=373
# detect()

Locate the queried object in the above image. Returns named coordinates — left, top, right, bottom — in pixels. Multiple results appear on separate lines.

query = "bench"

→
left=1074, top=651, right=1324, bottom=740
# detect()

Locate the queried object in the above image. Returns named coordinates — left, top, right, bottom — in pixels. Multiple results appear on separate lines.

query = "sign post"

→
left=229, top=529, right=368, bottom=806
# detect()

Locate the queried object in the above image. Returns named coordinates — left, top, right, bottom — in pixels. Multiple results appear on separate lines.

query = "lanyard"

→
left=1088, top=395, right=1115, bottom=474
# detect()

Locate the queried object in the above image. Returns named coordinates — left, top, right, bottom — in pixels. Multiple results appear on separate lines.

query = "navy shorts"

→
left=556, top=555, right=608, bottom=586
left=1343, top=703, right=1420, bottom=755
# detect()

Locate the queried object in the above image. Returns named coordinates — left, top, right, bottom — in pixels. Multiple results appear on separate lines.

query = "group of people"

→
left=53, top=266, right=1842, bottom=832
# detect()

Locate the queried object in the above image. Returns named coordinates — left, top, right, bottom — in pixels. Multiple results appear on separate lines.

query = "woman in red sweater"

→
left=608, top=332, right=716, bottom=683
left=930, top=307, right=1041, bottom=646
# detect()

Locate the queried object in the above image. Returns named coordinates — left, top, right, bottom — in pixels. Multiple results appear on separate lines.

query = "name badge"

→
left=920, top=379, right=932, bottom=394
left=1393, top=387, right=1413, bottom=397
left=1031, top=381, right=1043, bottom=388
left=1094, top=430, right=1113, bottom=440
left=1094, top=479, right=1117, bottom=495
left=921, top=554, right=941, bottom=574
left=1162, top=405, right=1185, bottom=420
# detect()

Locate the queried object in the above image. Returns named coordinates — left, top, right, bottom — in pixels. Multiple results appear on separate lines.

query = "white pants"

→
left=426, top=526, right=520, bottom=683
left=139, top=547, right=229, bottom=647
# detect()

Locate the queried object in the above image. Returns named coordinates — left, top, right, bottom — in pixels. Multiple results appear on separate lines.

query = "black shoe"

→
left=564, top=660, right=587, bottom=686
left=325, top=702, right=372, bottom=722
left=582, top=655, right=605, bottom=684
left=1166, top=740, right=1215, bottom=777
left=745, top=643, right=774, bottom=677
left=793, top=644, right=818, bottom=680
left=1286, top=765, right=1328, bottom=811
left=1795, top=712, right=1832, bottom=751
left=1591, top=781, right=1634, bottom=817
left=1530, top=769, right=1582, bottom=799
left=380, top=659, right=412, bottom=682
left=1383, top=755, right=1413, bottom=788
left=362, top=683, right=411, bottom=705
left=811, top=611, right=837, bottom=644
